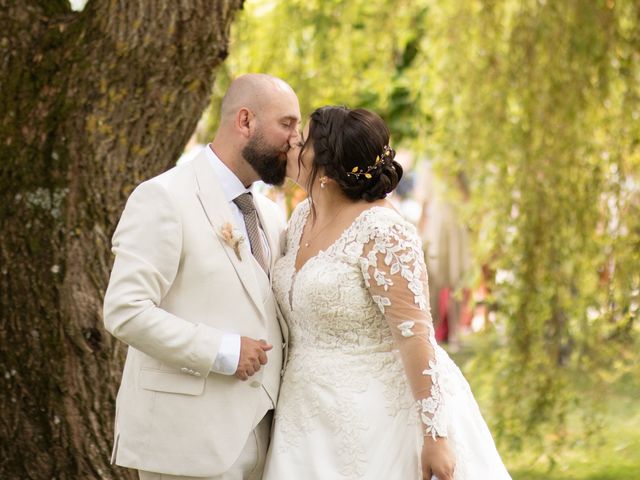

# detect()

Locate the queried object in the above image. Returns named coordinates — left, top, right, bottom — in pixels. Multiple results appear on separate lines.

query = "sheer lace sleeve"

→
left=358, top=212, right=448, bottom=439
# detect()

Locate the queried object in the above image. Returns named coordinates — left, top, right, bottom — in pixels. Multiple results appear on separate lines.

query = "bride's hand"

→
left=422, top=436, right=455, bottom=480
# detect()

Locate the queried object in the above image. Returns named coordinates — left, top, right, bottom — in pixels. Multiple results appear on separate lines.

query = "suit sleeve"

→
left=103, top=180, right=223, bottom=376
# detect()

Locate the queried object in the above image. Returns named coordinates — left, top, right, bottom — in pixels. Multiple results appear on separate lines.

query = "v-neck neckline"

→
left=292, top=203, right=385, bottom=276
left=286, top=202, right=395, bottom=313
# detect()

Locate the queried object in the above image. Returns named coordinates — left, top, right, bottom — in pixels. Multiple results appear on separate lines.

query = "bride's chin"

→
left=285, top=163, right=297, bottom=179
left=285, top=166, right=295, bottom=181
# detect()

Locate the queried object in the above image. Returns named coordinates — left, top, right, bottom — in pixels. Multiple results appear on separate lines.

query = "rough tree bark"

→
left=0, top=1, right=243, bottom=477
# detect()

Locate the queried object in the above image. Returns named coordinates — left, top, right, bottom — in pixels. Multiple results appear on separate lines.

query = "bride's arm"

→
left=359, top=219, right=455, bottom=480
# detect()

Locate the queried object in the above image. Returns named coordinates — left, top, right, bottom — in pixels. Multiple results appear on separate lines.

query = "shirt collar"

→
left=204, top=144, right=250, bottom=203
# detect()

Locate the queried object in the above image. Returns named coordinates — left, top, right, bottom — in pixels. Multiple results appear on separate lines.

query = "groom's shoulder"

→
left=122, top=162, right=195, bottom=213
left=139, top=160, right=194, bottom=193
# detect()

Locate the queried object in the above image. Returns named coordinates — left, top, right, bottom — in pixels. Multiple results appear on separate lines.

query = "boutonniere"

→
left=218, top=222, right=244, bottom=260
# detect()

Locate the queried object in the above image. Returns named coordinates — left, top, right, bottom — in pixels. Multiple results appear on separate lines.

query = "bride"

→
left=263, top=106, right=511, bottom=480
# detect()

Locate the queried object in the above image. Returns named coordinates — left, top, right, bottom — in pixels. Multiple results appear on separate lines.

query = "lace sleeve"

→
left=359, top=216, right=448, bottom=439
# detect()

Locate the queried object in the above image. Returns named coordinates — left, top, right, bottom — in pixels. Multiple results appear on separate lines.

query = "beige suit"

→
left=103, top=150, right=289, bottom=477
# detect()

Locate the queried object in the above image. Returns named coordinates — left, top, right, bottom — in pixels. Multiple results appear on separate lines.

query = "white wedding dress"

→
left=263, top=200, right=511, bottom=479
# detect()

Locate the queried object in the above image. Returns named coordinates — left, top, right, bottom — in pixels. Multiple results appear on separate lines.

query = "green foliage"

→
left=455, top=334, right=640, bottom=478
left=208, top=0, right=640, bottom=460
left=424, top=0, right=640, bottom=457
left=199, top=0, right=429, bottom=142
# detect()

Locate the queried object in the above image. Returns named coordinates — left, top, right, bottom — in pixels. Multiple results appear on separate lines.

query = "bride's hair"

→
left=300, top=106, right=403, bottom=202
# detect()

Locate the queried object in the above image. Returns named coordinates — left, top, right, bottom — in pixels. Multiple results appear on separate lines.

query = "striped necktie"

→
left=233, top=192, right=269, bottom=274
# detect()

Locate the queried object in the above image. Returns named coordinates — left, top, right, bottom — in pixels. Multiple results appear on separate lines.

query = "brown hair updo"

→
left=300, top=106, right=403, bottom=202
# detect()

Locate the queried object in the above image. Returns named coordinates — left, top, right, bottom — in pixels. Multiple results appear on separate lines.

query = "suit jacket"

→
left=103, top=149, right=289, bottom=477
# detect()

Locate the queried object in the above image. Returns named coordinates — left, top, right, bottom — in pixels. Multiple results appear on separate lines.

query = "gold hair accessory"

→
left=346, top=145, right=394, bottom=180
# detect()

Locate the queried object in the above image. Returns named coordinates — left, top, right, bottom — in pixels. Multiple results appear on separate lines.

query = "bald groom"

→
left=104, top=74, right=301, bottom=479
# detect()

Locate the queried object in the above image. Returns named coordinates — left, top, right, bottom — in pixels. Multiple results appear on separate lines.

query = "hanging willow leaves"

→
left=205, top=0, right=640, bottom=457
left=423, top=0, right=640, bottom=453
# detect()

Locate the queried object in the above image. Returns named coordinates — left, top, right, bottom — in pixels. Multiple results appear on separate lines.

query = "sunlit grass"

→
left=448, top=334, right=640, bottom=480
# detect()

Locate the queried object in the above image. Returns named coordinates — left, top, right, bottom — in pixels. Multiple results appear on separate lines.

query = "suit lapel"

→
left=192, top=151, right=267, bottom=321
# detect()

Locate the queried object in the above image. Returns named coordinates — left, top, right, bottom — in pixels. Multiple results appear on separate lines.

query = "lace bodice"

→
left=272, top=199, right=449, bottom=439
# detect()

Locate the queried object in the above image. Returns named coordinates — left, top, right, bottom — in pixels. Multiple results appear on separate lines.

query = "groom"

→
left=103, top=74, right=300, bottom=479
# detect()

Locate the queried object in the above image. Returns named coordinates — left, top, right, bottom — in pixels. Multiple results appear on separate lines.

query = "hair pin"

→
left=346, top=145, right=394, bottom=179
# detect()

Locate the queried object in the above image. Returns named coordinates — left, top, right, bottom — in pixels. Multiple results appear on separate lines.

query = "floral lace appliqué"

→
left=270, top=202, right=449, bottom=475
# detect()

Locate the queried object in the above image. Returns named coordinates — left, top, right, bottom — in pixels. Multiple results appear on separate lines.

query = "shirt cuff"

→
left=210, top=333, right=241, bottom=375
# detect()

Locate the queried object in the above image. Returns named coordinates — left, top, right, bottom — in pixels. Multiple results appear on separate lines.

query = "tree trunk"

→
left=0, top=1, right=243, bottom=477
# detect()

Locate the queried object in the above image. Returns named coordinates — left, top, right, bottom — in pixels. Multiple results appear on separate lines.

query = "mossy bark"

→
left=0, top=1, right=243, bottom=477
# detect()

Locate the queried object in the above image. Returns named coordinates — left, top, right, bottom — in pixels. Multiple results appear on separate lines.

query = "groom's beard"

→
left=242, top=133, right=288, bottom=186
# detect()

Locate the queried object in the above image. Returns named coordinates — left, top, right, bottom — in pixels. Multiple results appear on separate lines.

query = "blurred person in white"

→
left=263, top=106, right=510, bottom=480
left=103, top=74, right=300, bottom=480
left=416, top=162, right=472, bottom=352
left=389, top=148, right=422, bottom=224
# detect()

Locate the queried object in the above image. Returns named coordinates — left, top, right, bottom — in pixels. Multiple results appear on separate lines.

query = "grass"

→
left=448, top=335, right=640, bottom=480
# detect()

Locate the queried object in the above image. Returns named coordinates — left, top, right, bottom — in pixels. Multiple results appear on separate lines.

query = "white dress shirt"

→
left=204, top=145, right=271, bottom=375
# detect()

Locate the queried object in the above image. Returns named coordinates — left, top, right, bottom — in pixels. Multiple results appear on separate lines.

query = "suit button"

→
left=194, top=372, right=201, bottom=377
left=250, top=381, right=261, bottom=388
left=280, top=369, right=285, bottom=377
left=181, top=368, right=188, bottom=373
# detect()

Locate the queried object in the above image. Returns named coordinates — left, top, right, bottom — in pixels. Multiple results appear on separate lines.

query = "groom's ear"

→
left=237, top=108, right=254, bottom=138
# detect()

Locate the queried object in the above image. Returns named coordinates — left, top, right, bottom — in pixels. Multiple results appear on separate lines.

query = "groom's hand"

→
left=235, top=337, right=273, bottom=381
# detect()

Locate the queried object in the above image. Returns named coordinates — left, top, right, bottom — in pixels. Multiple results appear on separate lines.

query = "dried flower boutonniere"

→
left=218, top=222, right=244, bottom=260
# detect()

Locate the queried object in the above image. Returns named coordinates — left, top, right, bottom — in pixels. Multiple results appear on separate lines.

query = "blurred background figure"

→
left=415, top=161, right=472, bottom=352
left=392, top=149, right=421, bottom=224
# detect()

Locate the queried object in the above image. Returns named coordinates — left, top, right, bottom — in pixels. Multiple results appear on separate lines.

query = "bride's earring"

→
left=320, top=176, right=328, bottom=189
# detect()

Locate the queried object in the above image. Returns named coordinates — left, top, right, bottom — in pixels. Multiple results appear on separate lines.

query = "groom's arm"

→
left=103, top=180, right=223, bottom=376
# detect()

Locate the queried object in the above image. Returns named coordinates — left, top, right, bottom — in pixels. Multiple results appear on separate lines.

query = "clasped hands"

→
left=235, top=336, right=273, bottom=381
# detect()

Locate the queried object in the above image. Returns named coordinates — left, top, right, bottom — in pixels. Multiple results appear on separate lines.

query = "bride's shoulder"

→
left=357, top=206, right=420, bottom=242
left=360, top=205, right=412, bottom=228
left=288, top=198, right=311, bottom=225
